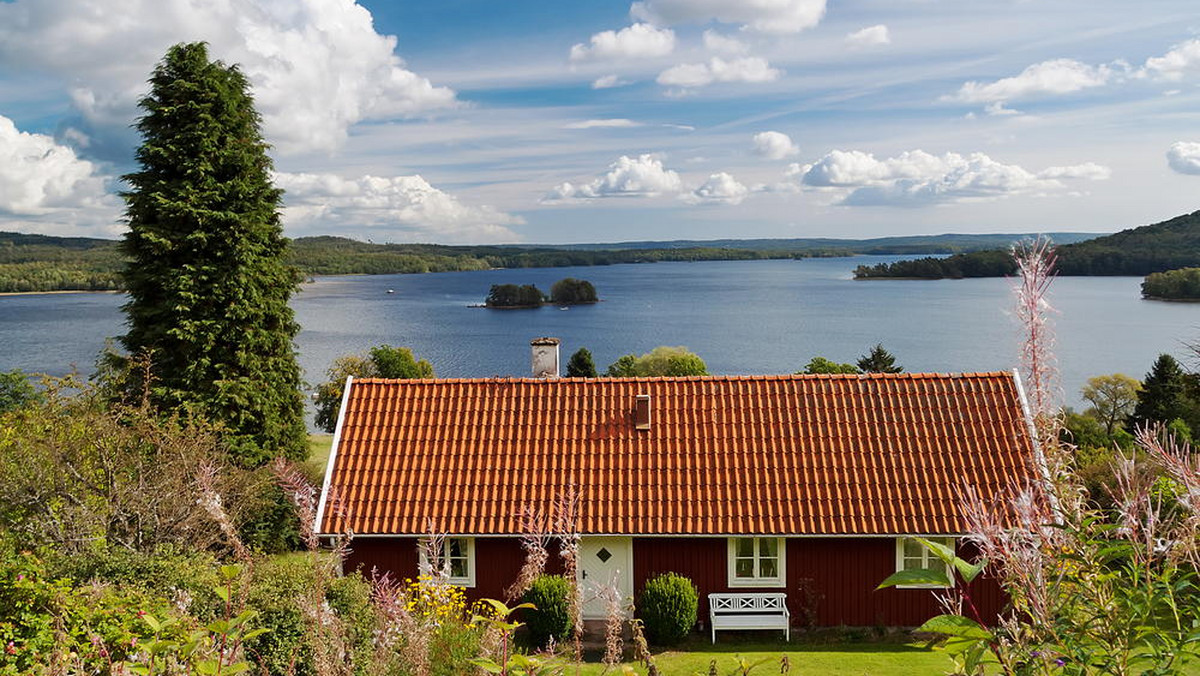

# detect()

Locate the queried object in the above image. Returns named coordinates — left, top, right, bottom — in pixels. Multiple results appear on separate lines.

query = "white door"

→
left=578, top=537, right=634, bottom=620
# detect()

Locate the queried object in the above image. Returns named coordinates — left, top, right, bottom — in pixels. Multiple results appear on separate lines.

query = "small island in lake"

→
left=1142, top=267, right=1200, bottom=301
left=484, top=277, right=599, bottom=308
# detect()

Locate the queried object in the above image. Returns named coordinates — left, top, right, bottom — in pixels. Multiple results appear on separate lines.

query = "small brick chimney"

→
left=530, top=337, right=560, bottom=378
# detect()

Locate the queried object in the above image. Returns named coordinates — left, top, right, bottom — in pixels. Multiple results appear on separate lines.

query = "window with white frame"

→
left=727, top=537, right=786, bottom=587
left=894, top=537, right=954, bottom=588
left=418, top=537, right=475, bottom=587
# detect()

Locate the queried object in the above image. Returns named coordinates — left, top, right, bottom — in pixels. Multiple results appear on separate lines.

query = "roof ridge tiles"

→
left=351, top=371, right=1014, bottom=385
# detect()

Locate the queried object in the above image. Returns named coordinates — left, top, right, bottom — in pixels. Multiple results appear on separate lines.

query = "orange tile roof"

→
left=317, top=372, right=1035, bottom=536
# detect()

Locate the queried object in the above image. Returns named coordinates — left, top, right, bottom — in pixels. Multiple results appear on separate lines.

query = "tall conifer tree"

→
left=120, top=42, right=306, bottom=465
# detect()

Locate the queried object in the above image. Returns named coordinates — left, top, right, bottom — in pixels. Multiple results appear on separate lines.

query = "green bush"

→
left=244, top=553, right=376, bottom=676
left=44, top=543, right=223, bottom=620
left=638, top=572, right=698, bottom=645
left=0, top=539, right=177, bottom=673
left=521, top=575, right=574, bottom=647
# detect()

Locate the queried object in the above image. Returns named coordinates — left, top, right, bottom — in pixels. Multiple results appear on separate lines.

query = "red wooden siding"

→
left=347, top=536, right=1004, bottom=627
left=633, top=537, right=1004, bottom=627
left=344, top=537, right=564, bottom=606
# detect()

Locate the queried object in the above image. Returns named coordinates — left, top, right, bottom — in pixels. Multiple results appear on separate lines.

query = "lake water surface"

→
left=2, top=256, right=1197, bottom=409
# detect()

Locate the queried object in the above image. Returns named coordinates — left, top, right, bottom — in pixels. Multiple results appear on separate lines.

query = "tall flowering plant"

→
left=881, top=239, right=1200, bottom=675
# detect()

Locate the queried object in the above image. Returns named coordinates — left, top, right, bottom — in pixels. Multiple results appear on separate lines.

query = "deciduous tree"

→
left=605, top=346, right=708, bottom=377
left=120, top=42, right=305, bottom=465
left=800, top=357, right=860, bottom=375
left=314, top=346, right=434, bottom=432
left=1080, top=373, right=1141, bottom=436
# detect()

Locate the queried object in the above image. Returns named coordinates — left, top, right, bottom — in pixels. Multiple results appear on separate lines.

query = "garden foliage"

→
left=521, top=575, right=575, bottom=648
left=637, top=572, right=699, bottom=646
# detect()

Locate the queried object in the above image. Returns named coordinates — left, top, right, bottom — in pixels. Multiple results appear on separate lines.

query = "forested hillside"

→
left=855, top=210, right=1200, bottom=279
left=0, top=228, right=1108, bottom=293
left=0, top=233, right=124, bottom=292
left=0, top=233, right=787, bottom=292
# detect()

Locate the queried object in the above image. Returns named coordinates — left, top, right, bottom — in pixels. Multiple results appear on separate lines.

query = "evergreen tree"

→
left=1131, top=354, right=1190, bottom=430
left=857, top=344, right=903, bottom=373
left=566, top=348, right=598, bottom=378
left=120, top=42, right=305, bottom=465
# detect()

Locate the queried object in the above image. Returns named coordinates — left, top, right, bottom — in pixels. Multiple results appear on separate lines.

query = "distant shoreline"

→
left=0, top=290, right=120, bottom=297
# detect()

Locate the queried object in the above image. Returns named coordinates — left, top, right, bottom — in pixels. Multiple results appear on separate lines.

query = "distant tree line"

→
left=855, top=210, right=1200, bottom=280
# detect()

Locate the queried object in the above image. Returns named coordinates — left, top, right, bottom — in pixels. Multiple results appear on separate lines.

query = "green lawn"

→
left=574, top=641, right=949, bottom=675
left=306, top=433, right=333, bottom=480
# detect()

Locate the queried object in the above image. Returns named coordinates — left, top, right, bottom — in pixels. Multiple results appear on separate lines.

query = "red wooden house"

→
left=316, top=342, right=1034, bottom=627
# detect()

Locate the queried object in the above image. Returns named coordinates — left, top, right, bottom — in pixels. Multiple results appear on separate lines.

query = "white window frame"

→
left=726, top=537, right=786, bottom=588
left=894, top=537, right=954, bottom=589
left=418, top=537, right=476, bottom=587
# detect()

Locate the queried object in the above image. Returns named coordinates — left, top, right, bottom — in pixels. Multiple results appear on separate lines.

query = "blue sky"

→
left=1, top=0, right=1199, bottom=243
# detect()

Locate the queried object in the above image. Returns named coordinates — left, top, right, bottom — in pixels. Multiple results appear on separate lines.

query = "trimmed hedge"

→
left=638, top=572, right=698, bottom=645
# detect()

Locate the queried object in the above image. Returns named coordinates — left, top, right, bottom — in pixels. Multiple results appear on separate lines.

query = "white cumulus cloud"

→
left=1141, top=39, right=1200, bottom=81
left=657, top=56, right=781, bottom=89
left=684, top=172, right=749, bottom=205
left=1167, top=142, right=1200, bottom=175
left=543, top=155, right=684, bottom=201
left=952, top=59, right=1115, bottom=104
left=0, top=0, right=458, bottom=155
left=569, top=23, right=676, bottom=61
left=845, top=25, right=890, bottom=48
left=702, top=30, right=747, bottom=55
left=275, top=172, right=523, bottom=243
left=752, top=131, right=799, bottom=159
left=798, top=149, right=1109, bottom=206
left=631, top=0, right=826, bottom=34
left=0, top=114, right=119, bottom=235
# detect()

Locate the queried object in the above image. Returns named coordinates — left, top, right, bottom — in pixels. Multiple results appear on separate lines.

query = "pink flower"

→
left=5, top=642, right=16, bottom=655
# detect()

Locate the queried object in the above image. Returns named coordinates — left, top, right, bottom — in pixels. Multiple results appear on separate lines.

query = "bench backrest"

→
left=709, top=593, right=788, bottom=614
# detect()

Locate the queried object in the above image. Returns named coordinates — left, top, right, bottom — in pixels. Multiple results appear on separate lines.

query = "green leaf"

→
left=142, top=613, right=162, bottom=633
left=876, top=568, right=952, bottom=589
left=953, top=557, right=987, bottom=584
left=467, top=658, right=505, bottom=674
left=917, top=614, right=994, bottom=641
left=916, top=537, right=957, bottom=567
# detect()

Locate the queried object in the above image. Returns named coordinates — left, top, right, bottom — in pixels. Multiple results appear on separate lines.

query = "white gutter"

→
left=314, top=375, right=354, bottom=534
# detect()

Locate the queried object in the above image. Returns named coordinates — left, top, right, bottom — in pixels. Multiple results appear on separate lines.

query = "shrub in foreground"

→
left=638, top=572, right=698, bottom=645
left=521, top=574, right=574, bottom=647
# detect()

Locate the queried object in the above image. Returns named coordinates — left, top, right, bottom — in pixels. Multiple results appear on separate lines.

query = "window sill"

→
left=728, top=578, right=786, bottom=589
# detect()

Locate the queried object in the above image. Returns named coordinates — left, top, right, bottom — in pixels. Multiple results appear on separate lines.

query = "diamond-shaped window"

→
left=596, top=547, right=612, bottom=563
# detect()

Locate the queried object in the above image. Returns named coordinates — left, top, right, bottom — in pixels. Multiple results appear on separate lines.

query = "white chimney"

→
left=531, top=337, right=560, bottom=378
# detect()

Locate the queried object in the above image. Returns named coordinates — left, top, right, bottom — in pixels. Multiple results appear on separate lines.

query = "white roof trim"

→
left=1011, top=368, right=1055, bottom=501
left=314, top=375, right=354, bottom=533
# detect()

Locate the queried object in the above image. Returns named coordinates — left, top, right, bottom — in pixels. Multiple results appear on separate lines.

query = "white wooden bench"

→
left=708, top=593, right=790, bottom=643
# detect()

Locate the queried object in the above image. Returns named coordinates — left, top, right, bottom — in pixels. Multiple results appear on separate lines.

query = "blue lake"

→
left=1, top=256, right=1197, bottom=410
